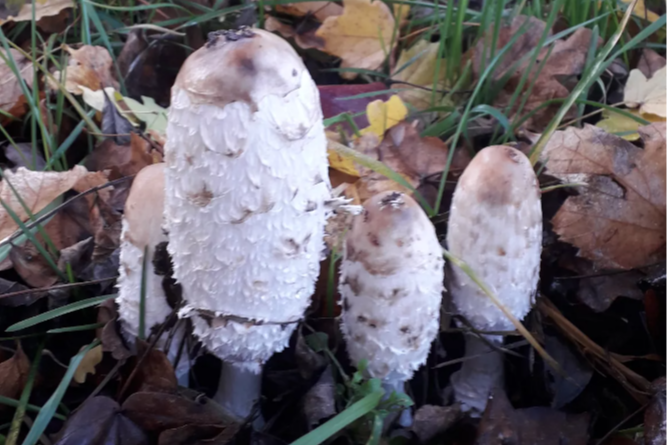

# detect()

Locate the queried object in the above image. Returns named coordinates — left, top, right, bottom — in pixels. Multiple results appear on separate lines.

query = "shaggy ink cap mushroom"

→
left=116, top=163, right=190, bottom=386
left=164, top=28, right=330, bottom=423
left=445, top=145, right=542, bottom=415
left=340, top=191, right=444, bottom=427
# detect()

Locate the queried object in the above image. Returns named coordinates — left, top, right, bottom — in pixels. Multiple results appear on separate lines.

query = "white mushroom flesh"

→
left=340, top=191, right=444, bottom=386
left=164, top=28, right=330, bottom=374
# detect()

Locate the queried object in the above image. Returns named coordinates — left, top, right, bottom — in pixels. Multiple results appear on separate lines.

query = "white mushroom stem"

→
left=446, top=145, right=542, bottom=416
left=116, top=163, right=190, bottom=386
left=449, top=334, right=503, bottom=414
left=164, top=28, right=330, bottom=422
left=214, top=363, right=263, bottom=425
left=340, top=191, right=444, bottom=427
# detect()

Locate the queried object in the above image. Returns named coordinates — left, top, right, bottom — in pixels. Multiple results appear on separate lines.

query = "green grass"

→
left=0, top=0, right=663, bottom=443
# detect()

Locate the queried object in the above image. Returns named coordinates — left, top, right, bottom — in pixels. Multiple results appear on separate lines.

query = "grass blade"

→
left=6, top=295, right=116, bottom=332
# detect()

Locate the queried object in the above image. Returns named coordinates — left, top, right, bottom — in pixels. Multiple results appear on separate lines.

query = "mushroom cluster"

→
left=339, top=191, right=444, bottom=426
left=446, top=145, right=542, bottom=415
left=162, top=28, right=331, bottom=421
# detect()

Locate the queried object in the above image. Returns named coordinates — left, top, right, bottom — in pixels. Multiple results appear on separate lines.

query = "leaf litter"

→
left=0, top=2, right=664, bottom=445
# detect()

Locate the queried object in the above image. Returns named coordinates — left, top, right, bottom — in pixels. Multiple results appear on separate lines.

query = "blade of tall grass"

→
left=6, top=295, right=116, bottom=332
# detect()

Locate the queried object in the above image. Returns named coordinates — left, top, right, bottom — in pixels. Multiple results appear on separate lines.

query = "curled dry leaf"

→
left=543, top=123, right=666, bottom=270
left=474, top=17, right=601, bottom=130
left=0, top=0, right=74, bottom=24
left=315, top=0, right=396, bottom=80
left=0, top=48, right=33, bottom=122
left=0, top=165, right=90, bottom=242
left=52, top=45, right=119, bottom=94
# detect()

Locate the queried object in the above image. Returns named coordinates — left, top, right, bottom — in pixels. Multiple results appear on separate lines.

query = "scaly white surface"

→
left=446, top=146, right=542, bottom=334
left=340, top=192, right=444, bottom=383
left=165, top=34, right=330, bottom=374
left=446, top=145, right=542, bottom=415
left=117, top=164, right=190, bottom=382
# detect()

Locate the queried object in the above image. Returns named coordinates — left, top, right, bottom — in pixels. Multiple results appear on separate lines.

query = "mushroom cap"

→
left=340, top=191, right=444, bottom=382
left=165, top=29, right=330, bottom=370
left=116, top=163, right=189, bottom=379
left=446, top=145, right=542, bottom=333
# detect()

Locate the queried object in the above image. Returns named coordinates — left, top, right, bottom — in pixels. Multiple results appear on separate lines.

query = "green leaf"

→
left=5, top=295, right=116, bottom=332
left=123, top=95, right=169, bottom=136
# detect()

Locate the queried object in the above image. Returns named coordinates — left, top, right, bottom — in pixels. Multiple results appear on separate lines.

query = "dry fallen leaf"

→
left=275, top=1, right=343, bottom=21
left=265, top=16, right=327, bottom=51
left=0, top=343, right=30, bottom=403
left=624, top=66, right=666, bottom=118
left=391, top=40, right=450, bottom=111
left=0, top=165, right=91, bottom=242
left=637, top=48, right=666, bottom=78
left=315, top=0, right=396, bottom=80
left=474, top=17, right=601, bottom=130
left=52, top=45, right=119, bottom=94
left=542, top=123, right=666, bottom=270
left=0, top=48, right=33, bottom=122
left=73, top=344, right=103, bottom=384
left=0, top=0, right=73, bottom=24
left=85, top=133, right=154, bottom=180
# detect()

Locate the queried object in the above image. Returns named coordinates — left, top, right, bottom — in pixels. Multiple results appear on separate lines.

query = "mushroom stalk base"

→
left=214, top=363, right=264, bottom=428
left=450, top=333, right=504, bottom=416
left=382, top=379, right=413, bottom=428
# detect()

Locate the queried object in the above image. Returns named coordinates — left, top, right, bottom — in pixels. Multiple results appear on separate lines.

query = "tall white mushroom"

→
left=163, top=28, right=331, bottom=422
left=340, top=191, right=444, bottom=427
left=446, top=145, right=542, bottom=415
left=116, top=163, right=190, bottom=386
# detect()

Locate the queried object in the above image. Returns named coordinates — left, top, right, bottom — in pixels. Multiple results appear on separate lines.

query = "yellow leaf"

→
left=596, top=109, right=665, bottom=141
left=393, top=3, right=410, bottom=25
left=620, top=0, right=660, bottom=22
left=73, top=344, right=103, bottom=384
left=328, top=150, right=361, bottom=176
left=315, top=0, right=396, bottom=80
left=391, top=40, right=449, bottom=110
left=624, top=66, right=666, bottom=117
left=360, top=95, right=408, bottom=138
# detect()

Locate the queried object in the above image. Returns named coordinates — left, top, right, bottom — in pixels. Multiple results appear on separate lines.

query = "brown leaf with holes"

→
left=473, top=16, right=602, bottom=130
left=543, top=123, right=666, bottom=270
left=52, top=45, right=119, bottom=94
left=0, top=343, right=30, bottom=404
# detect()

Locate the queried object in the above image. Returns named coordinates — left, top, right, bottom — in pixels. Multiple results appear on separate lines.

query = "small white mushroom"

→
left=446, top=145, right=542, bottom=415
left=340, top=191, right=444, bottom=427
left=116, top=163, right=190, bottom=386
left=163, top=28, right=330, bottom=422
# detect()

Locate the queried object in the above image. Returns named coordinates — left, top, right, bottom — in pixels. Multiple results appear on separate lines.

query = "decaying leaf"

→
left=0, top=165, right=90, bottom=242
left=72, top=344, right=103, bottom=384
left=0, top=343, right=30, bottom=403
left=476, top=388, right=589, bottom=445
left=85, top=133, right=154, bottom=180
left=637, top=48, right=666, bottom=79
left=0, top=48, right=33, bottom=122
left=474, top=17, right=601, bottom=130
left=54, top=396, right=149, bottom=445
left=275, top=1, right=342, bottom=21
left=315, top=0, right=396, bottom=80
left=158, top=423, right=239, bottom=445
left=265, top=16, right=327, bottom=50
left=391, top=40, right=450, bottom=111
left=52, top=45, right=119, bottom=94
left=0, top=0, right=73, bottom=24
left=411, top=404, right=461, bottom=443
left=543, top=123, right=666, bottom=270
